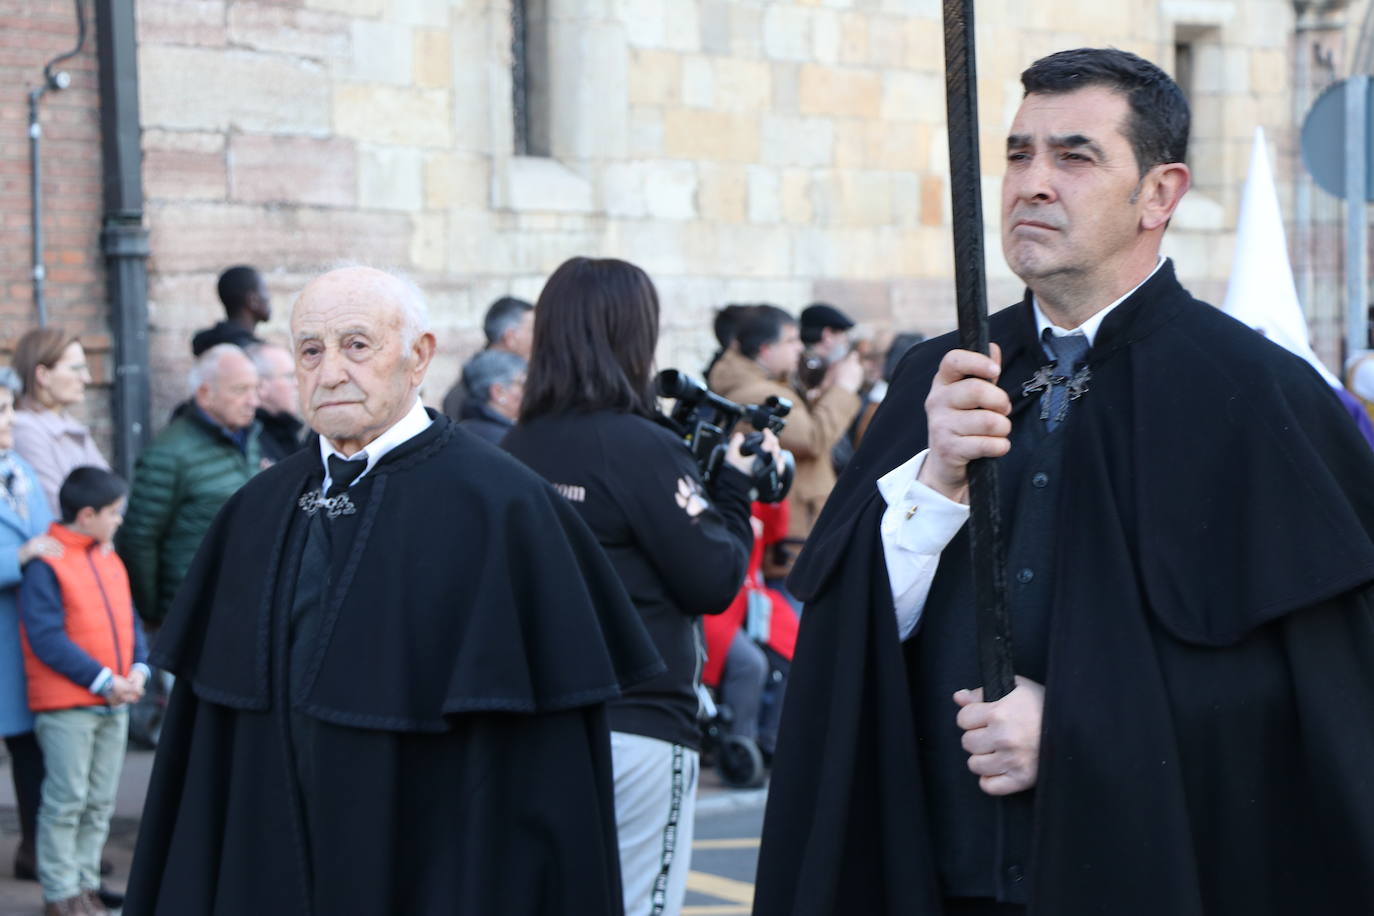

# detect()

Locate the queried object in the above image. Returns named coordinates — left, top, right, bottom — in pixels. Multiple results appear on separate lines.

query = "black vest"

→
left=909, top=374, right=1073, bottom=903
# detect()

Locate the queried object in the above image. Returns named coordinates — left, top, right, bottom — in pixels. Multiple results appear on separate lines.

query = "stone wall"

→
left=2, top=0, right=1346, bottom=431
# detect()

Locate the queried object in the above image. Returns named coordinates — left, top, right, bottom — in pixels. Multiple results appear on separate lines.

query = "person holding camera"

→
left=504, top=256, right=772, bottom=916
left=708, top=305, right=862, bottom=599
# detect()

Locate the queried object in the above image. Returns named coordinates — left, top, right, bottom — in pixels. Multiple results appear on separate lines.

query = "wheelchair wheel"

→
left=717, top=734, right=766, bottom=788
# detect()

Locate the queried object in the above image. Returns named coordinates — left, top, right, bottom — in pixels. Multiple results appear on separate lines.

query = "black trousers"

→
left=944, top=900, right=1027, bottom=916
left=4, top=731, right=43, bottom=850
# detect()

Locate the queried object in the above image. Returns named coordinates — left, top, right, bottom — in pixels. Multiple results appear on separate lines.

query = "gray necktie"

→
left=1040, top=330, right=1090, bottom=431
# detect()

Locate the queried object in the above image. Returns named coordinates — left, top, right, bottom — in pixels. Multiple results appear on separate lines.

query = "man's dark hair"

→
left=58, top=466, right=127, bottom=524
left=1020, top=48, right=1189, bottom=175
left=520, top=258, right=660, bottom=423
left=483, top=296, right=534, bottom=347
left=734, top=305, right=796, bottom=360
left=713, top=304, right=753, bottom=349
left=462, top=349, right=525, bottom=406
left=217, top=266, right=262, bottom=317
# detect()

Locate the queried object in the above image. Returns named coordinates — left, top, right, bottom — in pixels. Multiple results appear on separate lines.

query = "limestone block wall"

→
left=135, top=0, right=1318, bottom=426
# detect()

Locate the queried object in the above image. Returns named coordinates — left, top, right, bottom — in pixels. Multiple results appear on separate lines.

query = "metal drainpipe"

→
left=96, top=0, right=152, bottom=482
left=26, top=0, right=86, bottom=327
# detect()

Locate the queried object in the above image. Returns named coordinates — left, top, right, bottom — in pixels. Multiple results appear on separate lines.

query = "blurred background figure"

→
left=709, top=305, right=861, bottom=608
left=246, top=342, right=304, bottom=464
left=0, top=367, right=57, bottom=886
left=852, top=331, right=925, bottom=449
left=796, top=303, right=856, bottom=393
left=442, top=296, right=534, bottom=421
left=456, top=349, right=525, bottom=446
left=192, top=266, right=271, bottom=357
left=504, top=256, right=764, bottom=916
left=10, top=329, right=108, bottom=516
left=118, top=344, right=263, bottom=632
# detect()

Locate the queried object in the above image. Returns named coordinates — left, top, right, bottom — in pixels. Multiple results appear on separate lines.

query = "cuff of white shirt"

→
left=89, top=668, right=113, bottom=696
left=878, top=450, right=970, bottom=554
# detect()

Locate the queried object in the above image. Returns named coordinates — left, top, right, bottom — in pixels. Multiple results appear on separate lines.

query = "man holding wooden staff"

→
left=754, top=47, right=1374, bottom=916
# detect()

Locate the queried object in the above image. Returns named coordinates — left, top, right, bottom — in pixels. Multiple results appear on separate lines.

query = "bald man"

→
left=125, top=268, right=661, bottom=915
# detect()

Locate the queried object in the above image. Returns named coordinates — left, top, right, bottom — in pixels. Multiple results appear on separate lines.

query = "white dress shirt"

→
left=318, top=397, right=433, bottom=494
left=879, top=258, right=1166, bottom=640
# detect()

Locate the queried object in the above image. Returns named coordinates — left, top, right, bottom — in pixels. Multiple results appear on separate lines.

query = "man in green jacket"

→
left=118, top=344, right=265, bottom=626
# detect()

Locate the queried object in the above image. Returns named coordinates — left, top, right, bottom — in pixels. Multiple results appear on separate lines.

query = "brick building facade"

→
left=3, top=0, right=1371, bottom=447
left=1, top=0, right=112, bottom=447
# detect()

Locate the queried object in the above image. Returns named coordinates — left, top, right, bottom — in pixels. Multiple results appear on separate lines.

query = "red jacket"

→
left=20, top=523, right=139, bottom=712
left=703, top=501, right=799, bottom=687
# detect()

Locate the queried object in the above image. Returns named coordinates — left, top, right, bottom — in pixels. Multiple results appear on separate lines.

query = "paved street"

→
left=0, top=749, right=768, bottom=915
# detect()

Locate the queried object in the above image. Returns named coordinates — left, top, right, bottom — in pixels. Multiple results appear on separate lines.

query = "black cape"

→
left=126, top=415, right=664, bottom=915
left=754, top=263, right=1374, bottom=916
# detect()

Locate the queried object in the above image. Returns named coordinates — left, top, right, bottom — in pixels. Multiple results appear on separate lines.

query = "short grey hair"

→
left=462, top=350, right=526, bottom=405
left=296, top=261, right=432, bottom=348
left=0, top=367, right=22, bottom=397
left=244, top=341, right=292, bottom=376
left=188, top=343, right=253, bottom=394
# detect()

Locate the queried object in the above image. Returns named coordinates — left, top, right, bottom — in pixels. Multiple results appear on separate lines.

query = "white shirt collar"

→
left=1033, top=256, right=1167, bottom=346
left=318, top=397, right=433, bottom=493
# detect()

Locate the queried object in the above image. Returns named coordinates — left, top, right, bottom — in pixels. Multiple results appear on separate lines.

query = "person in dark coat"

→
left=124, top=266, right=662, bottom=915
left=191, top=265, right=271, bottom=357
left=441, top=295, right=534, bottom=421
left=247, top=342, right=306, bottom=463
left=753, top=48, right=1374, bottom=916
left=504, top=257, right=765, bottom=916
left=455, top=348, right=524, bottom=446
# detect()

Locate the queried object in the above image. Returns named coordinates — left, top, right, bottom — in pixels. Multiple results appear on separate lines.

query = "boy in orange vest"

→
left=19, top=466, right=148, bottom=916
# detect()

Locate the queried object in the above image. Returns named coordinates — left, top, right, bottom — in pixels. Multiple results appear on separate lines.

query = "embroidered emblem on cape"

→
left=298, top=491, right=357, bottom=519
left=1021, top=363, right=1092, bottom=424
left=674, top=477, right=709, bottom=518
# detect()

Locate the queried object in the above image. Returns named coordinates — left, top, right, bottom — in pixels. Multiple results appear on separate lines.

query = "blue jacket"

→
left=0, top=454, right=52, bottom=736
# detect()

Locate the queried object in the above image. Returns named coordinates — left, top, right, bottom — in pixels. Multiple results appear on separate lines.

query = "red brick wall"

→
left=0, top=0, right=113, bottom=455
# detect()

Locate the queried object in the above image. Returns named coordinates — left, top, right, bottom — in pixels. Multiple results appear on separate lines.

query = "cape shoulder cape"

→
left=151, top=415, right=664, bottom=729
left=756, top=264, right=1374, bottom=916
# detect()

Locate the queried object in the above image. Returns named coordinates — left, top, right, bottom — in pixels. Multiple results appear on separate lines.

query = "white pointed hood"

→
left=1221, top=126, right=1341, bottom=388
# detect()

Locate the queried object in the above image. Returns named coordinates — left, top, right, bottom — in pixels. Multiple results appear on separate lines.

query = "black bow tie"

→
left=326, top=454, right=367, bottom=498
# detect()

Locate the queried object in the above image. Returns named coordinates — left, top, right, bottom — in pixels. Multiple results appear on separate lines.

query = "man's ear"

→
left=409, top=331, right=438, bottom=386
left=1138, top=162, right=1191, bottom=232
left=74, top=505, right=97, bottom=528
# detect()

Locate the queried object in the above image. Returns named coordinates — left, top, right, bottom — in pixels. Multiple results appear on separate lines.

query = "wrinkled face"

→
left=35, top=342, right=92, bottom=409
left=197, top=350, right=261, bottom=432
left=757, top=323, right=804, bottom=379
left=0, top=387, right=14, bottom=450
left=256, top=346, right=299, bottom=416
left=1001, top=87, right=1148, bottom=290
left=502, top=310, right=535, bottom=360
left=80, top=498, right=125, bottom=547
left=291, top=268, right=435, bottom=456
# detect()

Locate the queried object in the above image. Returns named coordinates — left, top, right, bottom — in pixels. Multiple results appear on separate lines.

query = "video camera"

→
left=655, top=369, right=795, bottom=504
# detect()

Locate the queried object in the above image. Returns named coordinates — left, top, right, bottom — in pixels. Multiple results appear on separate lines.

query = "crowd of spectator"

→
left=0, top=258, right=927, bottom=915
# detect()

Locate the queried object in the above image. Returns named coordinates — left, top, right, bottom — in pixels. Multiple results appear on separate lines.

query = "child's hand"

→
left=107, top=675, right=135, bottom=707
left=124, top=670, right=147, bottom=703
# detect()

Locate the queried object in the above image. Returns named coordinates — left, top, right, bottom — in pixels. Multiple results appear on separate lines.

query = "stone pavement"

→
left=0, top=746, right=766, bottom=915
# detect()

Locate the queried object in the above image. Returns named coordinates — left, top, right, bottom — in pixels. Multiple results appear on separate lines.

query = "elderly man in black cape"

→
left=125, top=266, right=663, bottom=915
left=754, top=48, right=1374, bottom=916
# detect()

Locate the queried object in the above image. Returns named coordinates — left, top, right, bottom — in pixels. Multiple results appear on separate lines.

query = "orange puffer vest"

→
left=21, top=523, right=136, bottom=712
